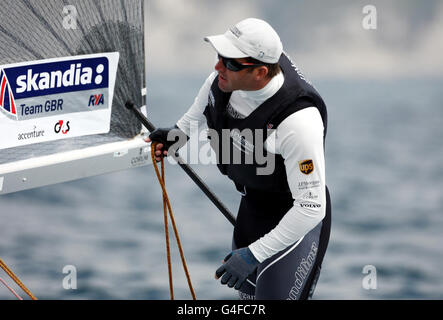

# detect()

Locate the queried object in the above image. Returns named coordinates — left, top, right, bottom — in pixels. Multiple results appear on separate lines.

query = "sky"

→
left=145, top=0, right=443, bottom=79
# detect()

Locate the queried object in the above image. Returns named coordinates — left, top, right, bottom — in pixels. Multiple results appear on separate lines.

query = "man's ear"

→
left=254, top=66, right=269, bottom=80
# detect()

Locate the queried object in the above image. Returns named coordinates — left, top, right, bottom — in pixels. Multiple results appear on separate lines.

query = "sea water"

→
left=1, top=77, right=442, bottom=299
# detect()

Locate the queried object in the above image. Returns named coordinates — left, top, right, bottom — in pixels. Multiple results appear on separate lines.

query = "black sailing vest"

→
left=203, top=54, right=328, bottom=193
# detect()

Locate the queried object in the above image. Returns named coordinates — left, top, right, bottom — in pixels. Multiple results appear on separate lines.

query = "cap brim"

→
left=204, top=35, right=249, bottom=58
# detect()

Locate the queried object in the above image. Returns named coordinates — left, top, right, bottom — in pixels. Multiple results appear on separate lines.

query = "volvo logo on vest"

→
left=299, top=159, right=314, bottom=175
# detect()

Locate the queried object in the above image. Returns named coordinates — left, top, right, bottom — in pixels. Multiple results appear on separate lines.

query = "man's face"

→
left=215, top=57, right=258, bottom=92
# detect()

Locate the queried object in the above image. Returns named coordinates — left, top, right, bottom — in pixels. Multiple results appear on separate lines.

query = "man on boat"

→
left=147, top=18, right=331, bottom=300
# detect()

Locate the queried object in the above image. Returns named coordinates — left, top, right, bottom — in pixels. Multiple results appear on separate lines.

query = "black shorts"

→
left=232, top=186, right=331, bottom=300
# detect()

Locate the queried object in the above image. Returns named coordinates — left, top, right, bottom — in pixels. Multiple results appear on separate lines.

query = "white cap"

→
left=204, top=18, right=283, bottom=64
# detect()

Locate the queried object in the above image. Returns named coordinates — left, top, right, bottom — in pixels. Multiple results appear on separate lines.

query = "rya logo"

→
left=54, top=120, right=70, bottom=134
left=88, top=94, right=104, bottom=106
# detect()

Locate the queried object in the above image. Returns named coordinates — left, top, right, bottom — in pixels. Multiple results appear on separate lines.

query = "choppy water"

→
left=1, top=77, right=443, bottom=300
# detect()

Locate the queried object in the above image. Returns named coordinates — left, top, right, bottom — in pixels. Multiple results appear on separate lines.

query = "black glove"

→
left=148, top=125, right=188, bottom=156
left=215, top=247, right=260, bottom=290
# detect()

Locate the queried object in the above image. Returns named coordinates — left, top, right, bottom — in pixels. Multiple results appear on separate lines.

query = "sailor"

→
left=147, top=18, right=331, bottom=300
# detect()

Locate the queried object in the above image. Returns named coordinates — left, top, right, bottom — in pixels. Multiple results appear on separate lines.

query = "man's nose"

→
left=215, top=57, right=225, bottom=71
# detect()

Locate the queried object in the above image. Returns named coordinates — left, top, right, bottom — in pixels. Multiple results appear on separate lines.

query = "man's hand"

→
left=215, top=247, right=259, bottom=290
left=145, top=125, right=188, bottom=162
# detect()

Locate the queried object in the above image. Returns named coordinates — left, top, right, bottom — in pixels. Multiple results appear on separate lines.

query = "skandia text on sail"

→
left=15, top=63, right=104, bottom=94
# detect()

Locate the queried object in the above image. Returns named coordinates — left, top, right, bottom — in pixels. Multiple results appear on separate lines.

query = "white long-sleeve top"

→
left=177, top=71, right=326, bottom=263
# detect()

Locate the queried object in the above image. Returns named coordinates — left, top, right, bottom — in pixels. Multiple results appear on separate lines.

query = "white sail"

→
left=0, top=0, right=149, bottom=195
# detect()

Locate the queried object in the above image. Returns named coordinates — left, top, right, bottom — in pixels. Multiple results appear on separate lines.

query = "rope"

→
left=161, top=156, right=174, bottom=299
left=151, top=143, right=196, bottom=300
left=0, top=276, right=24, bottom=300
left=0, top=258, right=37, bottom=300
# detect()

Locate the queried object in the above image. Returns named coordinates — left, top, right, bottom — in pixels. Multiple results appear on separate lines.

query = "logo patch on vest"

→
left=299, top=159, right=314, bottom=175
left=208, top=90, right=215, bottom=108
